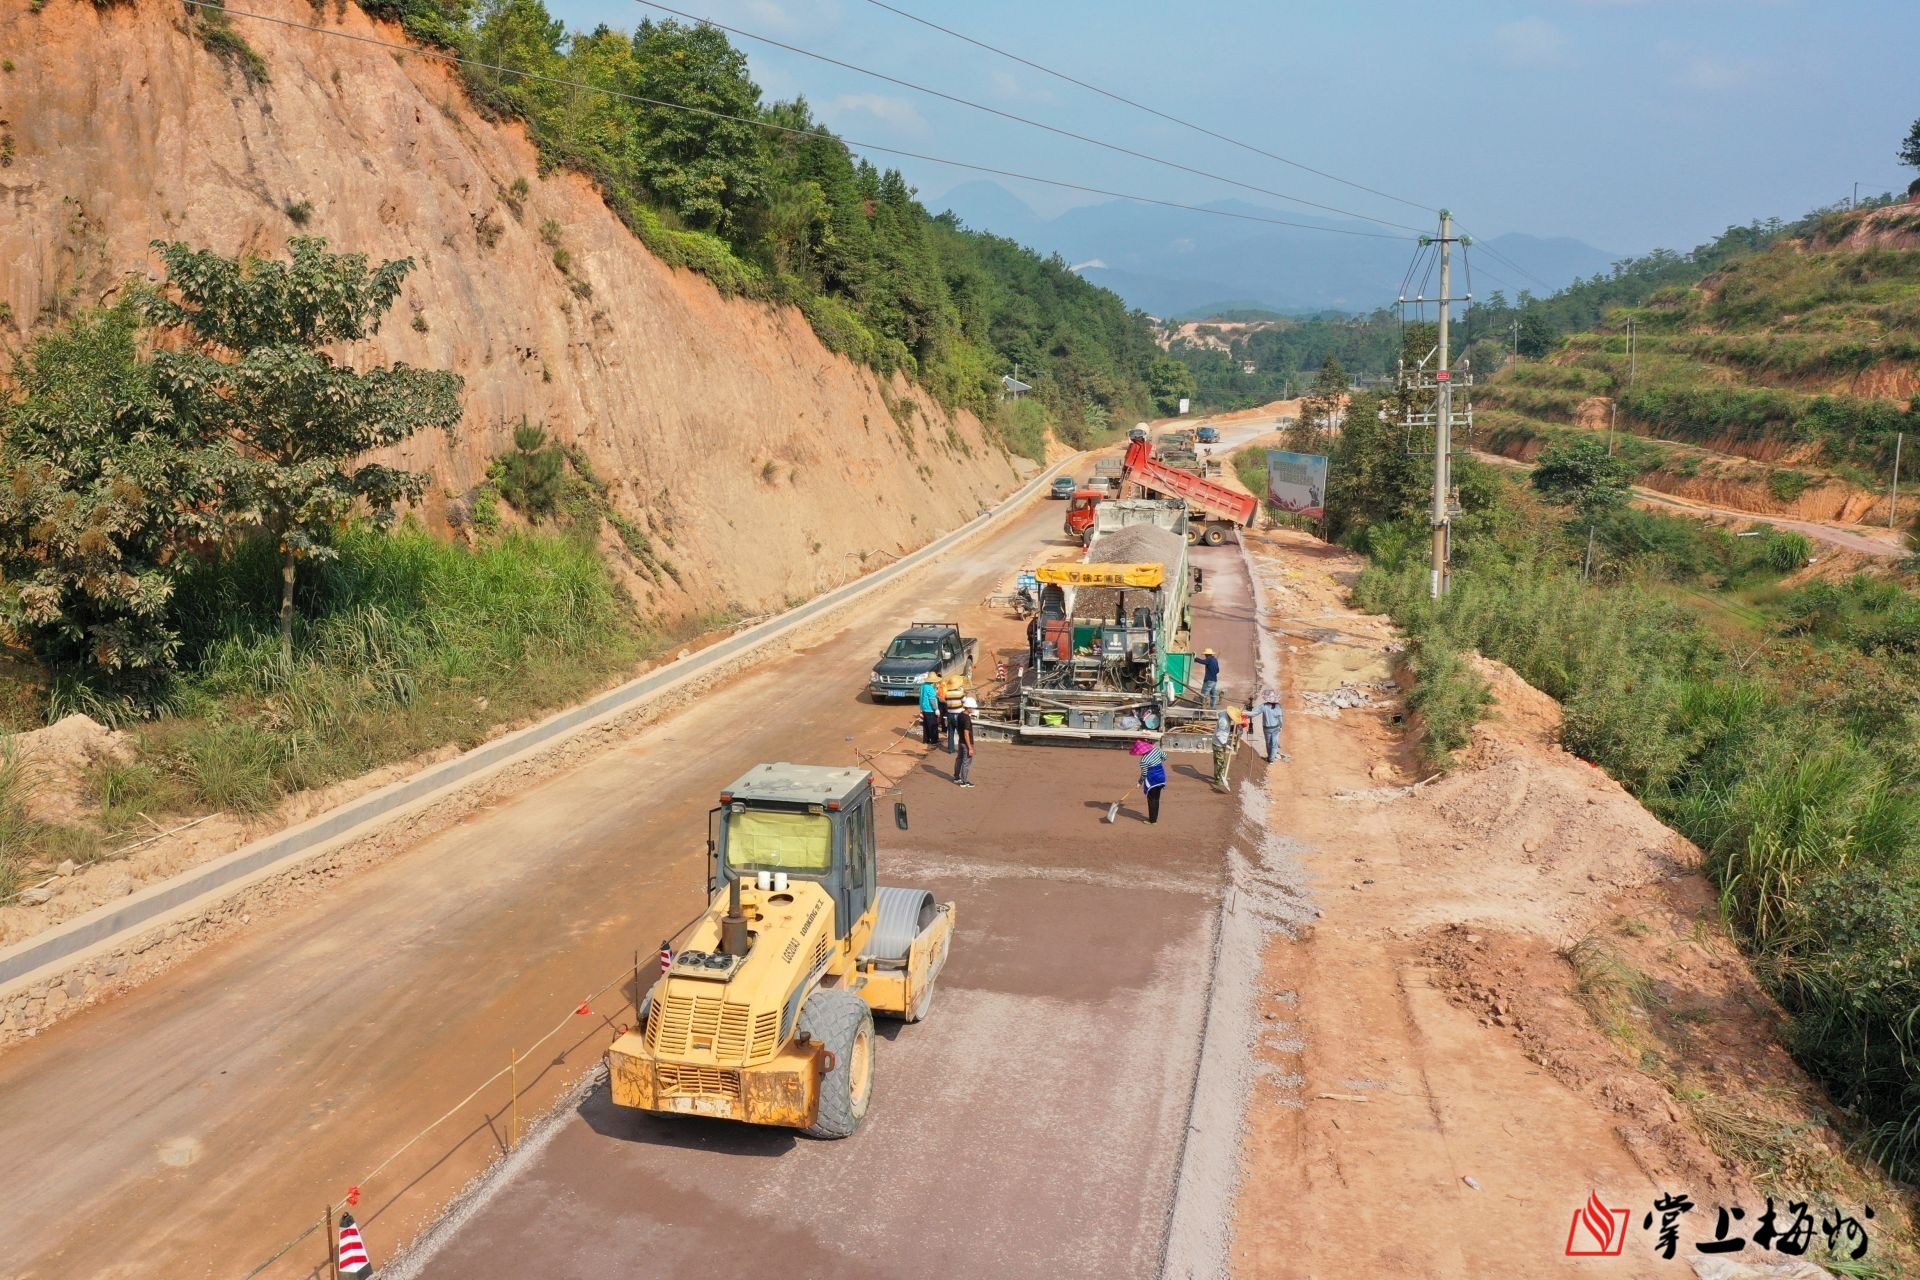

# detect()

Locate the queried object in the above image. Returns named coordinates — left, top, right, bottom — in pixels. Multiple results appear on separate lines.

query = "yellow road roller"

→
left=606, top=763, right=954, bottom=1138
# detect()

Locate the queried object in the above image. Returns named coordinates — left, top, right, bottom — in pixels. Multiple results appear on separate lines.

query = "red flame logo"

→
left=1566, top=1191, right=1628, bottom=1256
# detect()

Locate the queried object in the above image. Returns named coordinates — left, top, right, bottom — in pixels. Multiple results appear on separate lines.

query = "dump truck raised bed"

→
left=606, top=763, right=954, bottom=1139
left=1065, top=435, right=1257, bottom=547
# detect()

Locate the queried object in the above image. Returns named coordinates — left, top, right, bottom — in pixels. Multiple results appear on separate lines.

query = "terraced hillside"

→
left=1477, top=204, right=1920, bottom=526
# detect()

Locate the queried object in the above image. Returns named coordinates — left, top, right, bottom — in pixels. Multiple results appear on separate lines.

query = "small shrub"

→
left=191, top=4, right=270, bottom=84
left=1759, top=530, right=1812, bottom=572
left=284, top=199, right=314, bottom=226
left=0, top=132, right=14, bottom=169
left=492, top=420, right=569, bottom=520
left=470, top=487, right=501, bottom=534
left=475, top=211, right=504, bottom=249
left=92, top=759, right=186, bottom=827
left=1767, top=469, right=1811, bottom=502
left=173, top=720, right=281, bottom=813
left=550, top=246, right=571, bottom=273
left=539, top=218, right=563, bottom=247
left=410, top=313, right=428, bottom=333
left=1568, top=934, right=1652, bottom=1042
left=760, top=459, right=779, bottom=484
left=1402, top=633, right=1490, bottom=766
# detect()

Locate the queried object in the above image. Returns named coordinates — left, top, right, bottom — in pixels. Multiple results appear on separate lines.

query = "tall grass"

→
left=0, top=744, right=40, bottom=900
left=143, top=523, right=644, bottom=811
left=1355, top=532, right=1920, bottom=1178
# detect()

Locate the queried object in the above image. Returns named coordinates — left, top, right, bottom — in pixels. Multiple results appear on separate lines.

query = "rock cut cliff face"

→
left=0, top=0, right=1025, bottom=616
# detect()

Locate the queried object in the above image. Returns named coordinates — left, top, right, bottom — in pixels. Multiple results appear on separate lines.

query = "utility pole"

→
left=1395, top=210, right=1472, bottom=599
left=1510, top=317, right=1518, bottom=358
left=1891, top=432, right=1904, bottom=531
left=1431, top=210, right=1454, bottom=600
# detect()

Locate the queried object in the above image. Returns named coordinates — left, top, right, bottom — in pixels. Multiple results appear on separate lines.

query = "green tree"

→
left=1292, top=356, right=1348, bottom=448
left=145, top=237, right=463, bottom=655
left=493, top=420, right=569, bottom=519
left=1148, top=355, right=1196, bottom=415
left=466, top=0, right=567, bottom=120
left=1324, top=390, right=1425, bottom=540
left=0, top=300, right=233, bottom=685
left=1899, top=117, right=1920, bottom=172
left=1531, top=436, right=1634, bottom=519
left=1516, top=309, right=1556, bottom=359
left=624, top=19, right=768, bottom=231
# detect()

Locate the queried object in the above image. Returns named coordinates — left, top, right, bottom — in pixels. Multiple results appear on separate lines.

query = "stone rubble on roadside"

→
left=1299, top=681, right=1396, bottom=717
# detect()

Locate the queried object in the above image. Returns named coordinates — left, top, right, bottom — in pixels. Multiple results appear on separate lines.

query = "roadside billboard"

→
left=1266, top=450, right=1329, bottom=519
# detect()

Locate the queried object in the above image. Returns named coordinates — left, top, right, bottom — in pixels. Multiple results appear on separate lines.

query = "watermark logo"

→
left=1563, top=1191, right=1874, bottom=1263
left=1566, top=1191, right=1629, bottom=1256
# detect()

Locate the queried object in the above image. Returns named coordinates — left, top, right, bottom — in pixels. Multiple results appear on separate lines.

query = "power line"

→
left=636, top=0, right=1426, bottom=234
left=856, top=0, right=1438, bottom=218
left=857, top=0, right=1569, bottom=298
left=1462, top=236, right=1552, bottom=292
left=178, top=1, right=1413, bottom=243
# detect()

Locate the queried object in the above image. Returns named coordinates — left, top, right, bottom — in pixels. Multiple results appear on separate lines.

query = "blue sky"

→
left=547, top=0, right=1918, bottom=259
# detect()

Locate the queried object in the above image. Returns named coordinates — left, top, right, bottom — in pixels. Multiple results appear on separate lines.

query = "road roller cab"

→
left=606, top=763, right=955, bottom=1138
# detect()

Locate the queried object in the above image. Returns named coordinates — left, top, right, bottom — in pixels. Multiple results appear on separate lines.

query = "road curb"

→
left=0, top=454, right=1080, bottom=1004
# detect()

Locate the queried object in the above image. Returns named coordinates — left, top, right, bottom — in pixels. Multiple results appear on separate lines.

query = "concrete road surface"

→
left=396, top=544, right=1262, bottom=1280
left=0, top=451, right=1266, bottom=1279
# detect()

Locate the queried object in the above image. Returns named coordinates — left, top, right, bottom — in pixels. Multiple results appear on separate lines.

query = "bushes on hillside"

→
left=1356, top=502, right=1920, bottom=1179
left=370, top=3, right=1157, bottom=430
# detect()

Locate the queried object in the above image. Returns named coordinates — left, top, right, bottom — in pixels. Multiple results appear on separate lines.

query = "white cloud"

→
left=1673, top=52, right=1768, bottom=92
left=824, top=93, right=930, bottom=138
left=1068, top=258, right=1106, bottom=273
left=1492, top=17, right=1568, bottom=68
left=986, top=69, right=1057, bottom=106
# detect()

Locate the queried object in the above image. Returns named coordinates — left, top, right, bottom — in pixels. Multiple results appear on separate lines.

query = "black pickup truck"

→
left=867, top=622, right=978, bottom=700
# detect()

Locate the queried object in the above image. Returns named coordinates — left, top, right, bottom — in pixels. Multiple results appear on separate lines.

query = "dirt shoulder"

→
left=1224, top=529, right=1912, bottom=1277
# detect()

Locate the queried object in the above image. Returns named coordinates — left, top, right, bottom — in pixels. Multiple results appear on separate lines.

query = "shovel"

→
left=1102, top=786, right=1133, bottom=824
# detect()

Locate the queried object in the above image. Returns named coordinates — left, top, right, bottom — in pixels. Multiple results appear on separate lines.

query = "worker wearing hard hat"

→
left=940, top=675, right=968, bottom=754
left=952, top=696, right=978, bottom=787
left=1199, top=647, right=1222, bottom=709
left=1211, top=706, right=1246, bottom=792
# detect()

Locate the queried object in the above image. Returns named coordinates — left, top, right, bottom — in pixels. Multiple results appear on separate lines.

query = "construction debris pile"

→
left=1300, top=682, right=1396, bottom=717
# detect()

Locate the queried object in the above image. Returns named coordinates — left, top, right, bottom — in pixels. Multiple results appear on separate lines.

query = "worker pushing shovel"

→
left=1103, top=738, right=1168, bottom=825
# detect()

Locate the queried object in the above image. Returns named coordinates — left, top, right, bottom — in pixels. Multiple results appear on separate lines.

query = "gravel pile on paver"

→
left=1077, top=523, right=1186, bottom=621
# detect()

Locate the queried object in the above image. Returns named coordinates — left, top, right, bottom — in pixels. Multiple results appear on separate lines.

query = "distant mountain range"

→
left=931, top=181, right=1620, bottom=318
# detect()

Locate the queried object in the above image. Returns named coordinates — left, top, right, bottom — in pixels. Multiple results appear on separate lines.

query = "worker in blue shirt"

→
left=917, top=674, right=941, bottom=746
left=1198, top=648, right=1221, bottom=708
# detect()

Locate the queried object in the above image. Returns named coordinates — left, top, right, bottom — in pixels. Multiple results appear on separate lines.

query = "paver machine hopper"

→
left=606, top=763, right=955, bottom=1138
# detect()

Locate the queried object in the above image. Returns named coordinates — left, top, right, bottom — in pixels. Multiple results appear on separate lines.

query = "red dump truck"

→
left=1064, top=435, right=1259, bottom=547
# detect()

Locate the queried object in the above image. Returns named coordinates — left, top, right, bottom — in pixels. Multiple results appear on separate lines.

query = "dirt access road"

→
left=1220, top=531, right=1902, bottom=1276
left=1473, top=449, right=1908, bottom=558
left=0, top=424, right=1269, bottom=1280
